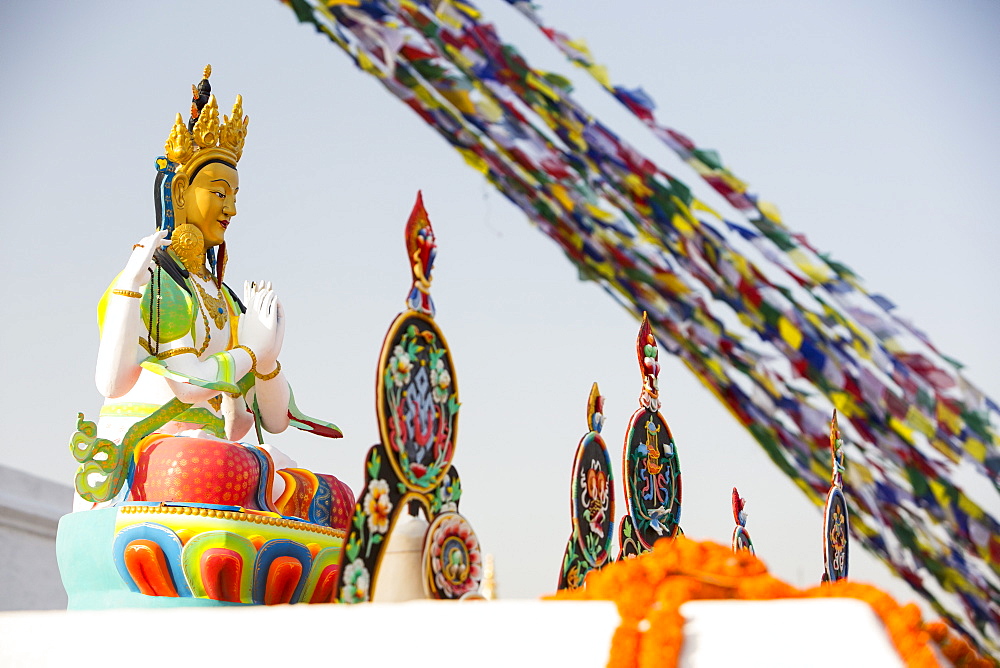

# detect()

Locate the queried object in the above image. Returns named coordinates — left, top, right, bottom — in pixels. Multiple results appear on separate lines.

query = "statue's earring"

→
left=172, top=224, right=207, bottom=280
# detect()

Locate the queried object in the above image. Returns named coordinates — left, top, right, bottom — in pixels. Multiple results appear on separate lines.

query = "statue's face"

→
left=185, top=162, right=239, bottom=248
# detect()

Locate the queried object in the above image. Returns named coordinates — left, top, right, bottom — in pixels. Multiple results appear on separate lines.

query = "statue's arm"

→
left=153, top=345, right=256, bottom=404
left=95, top=230, right=169, bottom=398
left=239, top=282, right=289, bottom=434
left=249, top=369, right=290, bottom=434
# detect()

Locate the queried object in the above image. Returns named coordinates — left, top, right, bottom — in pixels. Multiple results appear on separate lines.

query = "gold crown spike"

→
left=165, top=113, right=194, bottom=164
left=221, top=95, right=248, bottom=161
left=163, top=67, right=249, bottom=170
left=192, top=95, right=221, bottom=149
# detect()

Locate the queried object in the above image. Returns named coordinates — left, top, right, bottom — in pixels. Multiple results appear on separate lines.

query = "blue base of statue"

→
left=56, top=509, right=248, bottom=610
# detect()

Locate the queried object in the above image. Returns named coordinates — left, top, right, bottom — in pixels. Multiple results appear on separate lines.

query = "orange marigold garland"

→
left=926, top=622, right=996, bottom=668
left=548, top=537, right=996, bottom=668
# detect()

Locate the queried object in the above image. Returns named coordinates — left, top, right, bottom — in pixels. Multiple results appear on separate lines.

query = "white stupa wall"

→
left=0, top=598, right=911, bottom=667
left=0, top=465, right=73, bottom=611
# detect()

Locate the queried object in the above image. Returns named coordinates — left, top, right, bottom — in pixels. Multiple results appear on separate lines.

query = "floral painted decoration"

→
left=341, top=558, right=371, bottom=604
left=381, top=319, right=459, bottom=491
left=559, top=383, right=615, bottom=589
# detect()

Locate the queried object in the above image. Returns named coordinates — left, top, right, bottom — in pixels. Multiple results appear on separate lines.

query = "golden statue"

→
left=76, top=65, right=349, bottom=532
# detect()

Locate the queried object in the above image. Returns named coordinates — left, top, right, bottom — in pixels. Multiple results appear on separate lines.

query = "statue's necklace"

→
left=193, top=277, right=228, bottom=330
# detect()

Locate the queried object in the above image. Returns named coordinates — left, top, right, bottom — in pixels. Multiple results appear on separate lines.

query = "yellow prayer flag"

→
left=474, top=96, right=503, bottom=124
left=588, top=64, right=612, bottom=89
left=804, top=311, right=824, bottom=331
left=757, top=200, right=783, bottom=225
left=357, top=51, right=384, bottom=78
left=830, top=391, right=859, bottom=418
left=549, top=184, right=575, bottom=212
left=778, top=316, right=803, bottom=350
left=787, top=248, right=833, bottom=283
left=719, top=171, right=749, bottom=193
left=809, top=457, right=829, bottom=482
left=883, top=337, right=905, bottom=354
left=888, top=417, right=915, bottom=444
left=671, top=213, right=694, bottom=238
left=441, top=89, right=476, bottom=115
left=584, top=203, right=616, bottom=223
left=413, top=86, right=437, bottom=107
left=451, top=1, right=481, bottom=19
left=928, top=478, right=949, bottom=508
left=526, top=72, right=559, bottom=101
left=656, top=272, right=691, bottom=295
left=964, top=437, right=987, bottom=464
left=956, top=492, right=983, bottom=521
left=457, top=148, right=489, bottom=175
left=691, top=199, right=722, bottom=220
left=935, top=402, right=963, bottom=435
left=445, top=44, right=473, bottom=70
left=705, top=357, right=727, bottom=383
left=905, top=406, right=937, bottom=440
left=566, top=37, right=593, bottom=62
left=623, top=173, right=652, bottom=198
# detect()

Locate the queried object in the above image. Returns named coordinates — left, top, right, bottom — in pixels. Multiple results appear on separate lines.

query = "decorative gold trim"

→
left=157, top=346, right=198, bottom=360
left=118, top=504, right=346, bottom=539
left=234, top=344, right=257, bottom=373
left=253, top=360, right=281, bottom=381
left=193, top=279, right=228, bottom=329
left=113, top=289, right=143, bottom=299
left=138, top=337, right=153, bottom=355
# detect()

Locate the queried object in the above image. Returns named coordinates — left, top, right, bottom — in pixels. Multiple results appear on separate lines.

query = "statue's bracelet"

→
left=253, top=360, right=281, bottom=381
left=234, top=344, right=258, bottom=374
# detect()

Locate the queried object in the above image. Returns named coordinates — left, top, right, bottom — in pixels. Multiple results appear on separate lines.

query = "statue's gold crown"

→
left=164, top=65, right=248, bottom=170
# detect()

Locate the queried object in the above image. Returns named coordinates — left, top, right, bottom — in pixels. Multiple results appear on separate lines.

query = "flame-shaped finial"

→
left=587, top=382, right=605, bottom=434
left=636, top=312, right=661, bottom=412
left=405, top=191, right=438, bottom=317
left=830, top=409, right=845, bottom=489
left=732, top=487, right=747, bottom=527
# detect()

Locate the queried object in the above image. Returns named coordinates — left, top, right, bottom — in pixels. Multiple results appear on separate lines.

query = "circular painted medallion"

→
left=377, top=312, right=458, bottom=492
left=623, top=409, right=682, bottom=548
left=422, top=512, right=482, bottom=599
left=571, top=432, right=614, bottom=566
left=823, top=487, right=849, bottom=582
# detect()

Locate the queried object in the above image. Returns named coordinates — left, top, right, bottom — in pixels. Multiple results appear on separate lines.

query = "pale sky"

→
left=1, top=0, right=997, bottom=609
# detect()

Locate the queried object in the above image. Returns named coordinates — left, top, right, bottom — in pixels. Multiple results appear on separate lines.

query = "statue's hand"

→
left=119, top=229, right=170, bottom=289
left=238, top=281, right=284, bottom=369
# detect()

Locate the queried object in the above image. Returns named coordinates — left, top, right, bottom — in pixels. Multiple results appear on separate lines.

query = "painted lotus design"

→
left=429, top=514, right=481, bottom=598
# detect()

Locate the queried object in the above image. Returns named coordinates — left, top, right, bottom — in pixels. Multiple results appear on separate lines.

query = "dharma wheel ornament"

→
left=334, top=192, right=483, bottom=602
left=618, top=313, right=682, bottom=559
left=557, top=383, right=615, bottom=589
left=822, top=410, right=849, bottom=583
